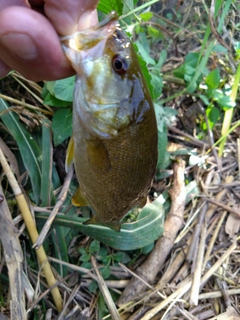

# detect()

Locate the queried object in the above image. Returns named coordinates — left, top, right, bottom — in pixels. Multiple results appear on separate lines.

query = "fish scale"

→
left=62, top=11, right=158, bottom=231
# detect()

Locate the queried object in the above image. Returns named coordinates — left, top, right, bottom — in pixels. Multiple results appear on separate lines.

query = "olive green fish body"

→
left=62, top=12, right=158, bottom=229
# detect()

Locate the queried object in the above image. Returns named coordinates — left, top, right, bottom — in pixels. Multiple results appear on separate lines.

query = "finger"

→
left=44, top=0, right=99, bottom=35
left=0, top=6, right=73, bottom=81
left=0, top=0, right=29, bottom=10
left=0, top=60, right=11, bottom=79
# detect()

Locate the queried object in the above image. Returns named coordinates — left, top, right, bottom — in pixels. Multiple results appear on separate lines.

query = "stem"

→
left=219, top=63, right=240, bottom=156
left=0, top=148, right=63, bottom=312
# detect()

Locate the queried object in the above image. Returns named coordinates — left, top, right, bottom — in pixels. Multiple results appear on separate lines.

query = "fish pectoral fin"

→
left=87, top=138, right=111, bottom=173
left=83, top=216, right=121, bottom=232
left=65, top=136, right=74, bottom=172
left=72, top=186, right=89, bottom=207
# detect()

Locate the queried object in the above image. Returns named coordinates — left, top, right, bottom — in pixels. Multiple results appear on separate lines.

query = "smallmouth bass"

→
left=61, top=11, right=158, bottom=231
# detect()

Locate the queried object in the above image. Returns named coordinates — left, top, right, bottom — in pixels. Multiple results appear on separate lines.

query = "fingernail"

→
left=1, top=33, right=38, bottom=60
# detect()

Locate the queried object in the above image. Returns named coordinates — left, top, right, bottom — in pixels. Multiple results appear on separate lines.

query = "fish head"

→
left=61, top=12, right=148, bottom=138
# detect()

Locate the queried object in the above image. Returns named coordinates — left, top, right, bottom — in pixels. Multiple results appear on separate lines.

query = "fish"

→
left=61, top=11, right=158, bottom=231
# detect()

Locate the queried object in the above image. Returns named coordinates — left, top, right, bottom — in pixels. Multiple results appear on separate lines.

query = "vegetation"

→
left=0, top=0, right=239, bottom=319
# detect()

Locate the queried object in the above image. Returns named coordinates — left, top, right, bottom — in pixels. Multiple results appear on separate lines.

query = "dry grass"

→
left=0, top=0, right=240, bottom=319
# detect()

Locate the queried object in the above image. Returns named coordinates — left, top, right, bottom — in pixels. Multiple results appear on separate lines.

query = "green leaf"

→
left=97, top=292, right=108, bottom=319
left=97, top=0, right=123, bottom=15
left=133, top=44, right=155, bottom=99
left=123, top=0, right=134, bottom=14
left=150, top=74, right=163, bottom=99
left=173, top=53, right=200, bottom=85
left=140, top=12, right=153, bottom=21
left=52, top=108, right=72, bottom=146
left=212, top=44, right=228, bottom=53
left=47, top=77, right=75, bottom=102
left=100, top=266, right=111, bottom=279
left=148, top=26, right=161, bottom=39
left=135, top=40, right=156, bottom=65
left=205, top=106, right=220, bottom=129
left=205, top=68, right=221, bottom=89
left=98, top=247, right=108, bottom=257
left=151, top=50, right=167, bottom=73
left=115, top=252, right=131, bottom=263
left=217, top=95, right=235, bottom=109
left=0, top=98, right=42, bottom=204
left=51, top=227, right=69, bottom=276
left=80, top=261, right=92, bottom=269
left=141, top=242, right=154, bottom=254
left=199, top=94, right=210, bottom=105
left=89, top=240, right=100, bottom=254
left=80, top=252, right=91, bottom=262
left=157, top=124, right=168, bottom=169
left=89, top=280, right=98, bottom=293
left=43, top=93, right=71, bottom=107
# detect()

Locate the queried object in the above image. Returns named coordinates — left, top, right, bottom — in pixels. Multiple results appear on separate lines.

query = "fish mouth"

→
left=60, top=11, right=119, bottom=52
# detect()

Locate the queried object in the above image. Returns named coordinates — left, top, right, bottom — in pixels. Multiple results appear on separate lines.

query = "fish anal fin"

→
left=72, top=186, right=89, bottom=207
left=65, top=136, right=74, bottom=172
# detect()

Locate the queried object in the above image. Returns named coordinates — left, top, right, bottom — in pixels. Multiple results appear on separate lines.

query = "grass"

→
left=0, top=0, right=240, bottom=319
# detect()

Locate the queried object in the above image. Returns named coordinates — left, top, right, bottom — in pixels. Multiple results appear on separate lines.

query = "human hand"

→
left=0, top=0, right=99, bottom=81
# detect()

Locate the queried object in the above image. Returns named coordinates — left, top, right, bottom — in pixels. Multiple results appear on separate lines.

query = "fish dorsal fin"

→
left=65, top=136, right=74, bottom=172
left=72, top=186, right=89, bottom=207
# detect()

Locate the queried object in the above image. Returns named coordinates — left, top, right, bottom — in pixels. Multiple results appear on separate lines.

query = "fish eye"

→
left=112, top=55, right=128, bottom=74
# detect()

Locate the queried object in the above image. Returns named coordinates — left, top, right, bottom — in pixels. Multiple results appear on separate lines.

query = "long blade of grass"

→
left=36, top=206, right=165, bottom=251
left=36, top=180, right=198, bottom=250
left=0, top=98, right=42, bottom=204
left=41, top=119, right=53, bottom=206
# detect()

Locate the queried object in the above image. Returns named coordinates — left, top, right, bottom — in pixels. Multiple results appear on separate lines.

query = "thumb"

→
left=44, top=0, right=99, bottom=35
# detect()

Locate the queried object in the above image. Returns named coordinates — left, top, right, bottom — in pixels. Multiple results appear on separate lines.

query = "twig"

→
left=27, top=274, right=71, bottom=313
left=48, top=256, right=98, bottom=281
left=167, top=126, right=210, bottom=149
left=141, top=277, right=192, bottom=320
left=0, top=148, right=63, bottom=312
left=190, top=212, right=207, bottom=306
left=119, top=263, right=166, bottom=299
left=198, top=288, right=240, bottom=300
left=33, top=166, right=73, bottom=249
left=205, top=176, right=234, bottom=222
left=91, top=256, right=121, bottom=320
left=58, top=283, right=81, bottom=320
left=200, top=242, right=236, bottom=290
left=187, top=202, right=207, bottom=264
left=203, top=209, right=228, bottom=270
left=141, top=241, right=236, bottom=320
left=117, top=157, right=186, bottom=306
left=205, top=197, right=240, bottom=218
